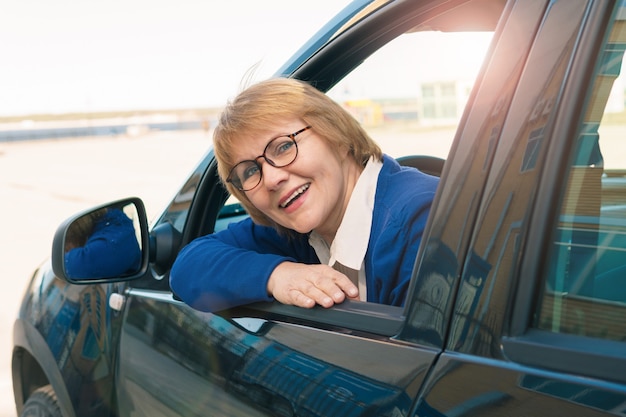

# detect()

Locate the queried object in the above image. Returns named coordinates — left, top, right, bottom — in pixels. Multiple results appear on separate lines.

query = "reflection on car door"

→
left=115, top=294, right=437, bottom=417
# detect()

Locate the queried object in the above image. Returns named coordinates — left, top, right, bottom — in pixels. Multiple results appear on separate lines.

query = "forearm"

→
left=170, top=234, right=293, bottom=312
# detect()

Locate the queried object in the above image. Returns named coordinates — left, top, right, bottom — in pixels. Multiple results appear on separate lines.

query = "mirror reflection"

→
left=64, top=203, right=142, bottom=279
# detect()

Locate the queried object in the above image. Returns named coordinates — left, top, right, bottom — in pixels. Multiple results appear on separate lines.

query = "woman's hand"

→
left=267, top=262, right=359, bottom=308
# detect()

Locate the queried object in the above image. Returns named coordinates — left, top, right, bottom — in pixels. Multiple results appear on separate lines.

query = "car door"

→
left=110, top=1, right=546, bottom=416
left=114, top=161, right=429, bottom=417
left=415, top=0, right=626, bottom=415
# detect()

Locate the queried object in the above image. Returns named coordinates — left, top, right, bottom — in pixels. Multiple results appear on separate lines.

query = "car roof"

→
left=275, top=0, right=505, bottom=81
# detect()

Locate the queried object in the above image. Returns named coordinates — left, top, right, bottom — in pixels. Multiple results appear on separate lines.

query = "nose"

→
left=260, top=160, right=289, bottom=190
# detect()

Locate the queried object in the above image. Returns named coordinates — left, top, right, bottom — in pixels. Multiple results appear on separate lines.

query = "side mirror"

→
left=51, top=197, right=150, bottom=283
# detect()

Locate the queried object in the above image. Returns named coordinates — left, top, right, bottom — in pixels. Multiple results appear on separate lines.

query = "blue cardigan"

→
left=170, top=155, right=439, bottom=312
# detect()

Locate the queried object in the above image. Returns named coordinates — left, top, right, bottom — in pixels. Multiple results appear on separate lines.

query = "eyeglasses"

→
left=226, top=126, right=312, bottom=191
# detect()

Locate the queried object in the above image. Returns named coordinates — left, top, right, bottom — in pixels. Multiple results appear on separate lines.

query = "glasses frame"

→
left=226, top=125, right=312, bottom=191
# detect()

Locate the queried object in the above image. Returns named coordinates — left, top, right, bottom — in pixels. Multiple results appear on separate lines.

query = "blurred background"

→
left=0, top=0, right=353, bottom=116
left=0, top=1, right=351, bottom=415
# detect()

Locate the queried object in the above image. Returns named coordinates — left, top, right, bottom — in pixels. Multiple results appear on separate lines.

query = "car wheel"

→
left=20, top=385, right=63, bottom=417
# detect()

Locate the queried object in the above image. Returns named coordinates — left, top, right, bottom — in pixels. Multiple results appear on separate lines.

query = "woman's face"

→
left=234, top=119, right=362, bottom=242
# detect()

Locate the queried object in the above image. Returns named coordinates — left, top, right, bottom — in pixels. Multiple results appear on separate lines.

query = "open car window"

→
left=214, top=28, right=495, bottom=309
left=327, top=29, right=492, bottom=162
left=217, top=29, right=494, bottom=230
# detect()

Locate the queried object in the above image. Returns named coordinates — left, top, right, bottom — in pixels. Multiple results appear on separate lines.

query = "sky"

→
left=0, top=0, right=353, bottom=116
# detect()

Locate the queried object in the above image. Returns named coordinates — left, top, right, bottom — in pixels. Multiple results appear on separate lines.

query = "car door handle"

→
left=109, top=293, right=126, bottom=311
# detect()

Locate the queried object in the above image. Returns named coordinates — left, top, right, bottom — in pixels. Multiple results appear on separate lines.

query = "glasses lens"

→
left=265, top=137, right=298, bottom=167
left=229, top=132, right=302, bottom=191
left=232, top=161, right=261, bottom=191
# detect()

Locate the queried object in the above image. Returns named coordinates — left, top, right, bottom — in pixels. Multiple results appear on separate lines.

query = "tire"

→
left=20, top=385, right=63, bottom=417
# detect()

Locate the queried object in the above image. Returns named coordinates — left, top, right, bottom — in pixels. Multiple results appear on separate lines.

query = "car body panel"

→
left=14, top=263, right=122, bottom=416
left=114, top=294, right=432, bottom=416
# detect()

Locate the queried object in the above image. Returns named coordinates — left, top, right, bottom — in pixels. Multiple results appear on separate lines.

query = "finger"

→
left=333, top=276, right=359, bottom=299
left=313, top=278, right=348, bottom=304
left=307, top=287, right=336, bottom=308
left=321, top=268, right=359, bottom=300
left=295, top=282, right=338, bottom=308
left=289, top=290, right=316, bottom=308
left=304, top=273, right=349, bottom=304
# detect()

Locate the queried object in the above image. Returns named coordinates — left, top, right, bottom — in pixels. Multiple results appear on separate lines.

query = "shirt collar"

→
left=309, top=156, right=383, bottom=270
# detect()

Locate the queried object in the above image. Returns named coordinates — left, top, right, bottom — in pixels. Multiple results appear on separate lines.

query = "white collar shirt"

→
left=308, top=156, right=383, bottom=301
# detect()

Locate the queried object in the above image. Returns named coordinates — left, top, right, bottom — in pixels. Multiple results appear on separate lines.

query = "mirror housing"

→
left=51, top=197, right=150, bottom=284
left=150, top=222, right=182, bottom=277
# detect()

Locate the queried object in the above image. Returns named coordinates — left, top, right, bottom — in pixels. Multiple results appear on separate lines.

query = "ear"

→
left=339, top=144, right=352, bottom=160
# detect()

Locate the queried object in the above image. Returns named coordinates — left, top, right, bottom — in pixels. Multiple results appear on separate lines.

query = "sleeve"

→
left=169, top=217, right=318, bottom=312
left=65, top=209, right=141, bottom=279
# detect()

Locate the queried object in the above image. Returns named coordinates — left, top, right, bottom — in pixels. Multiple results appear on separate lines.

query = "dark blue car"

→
left=13, top=0, right=626, bottom=416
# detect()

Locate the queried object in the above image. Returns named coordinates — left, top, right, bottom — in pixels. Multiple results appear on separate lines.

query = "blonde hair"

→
left=214, top=77, right=382, bottom=234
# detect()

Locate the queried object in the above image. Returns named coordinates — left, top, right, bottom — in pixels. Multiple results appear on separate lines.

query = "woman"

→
left=170, top=78, right=439, bottom=312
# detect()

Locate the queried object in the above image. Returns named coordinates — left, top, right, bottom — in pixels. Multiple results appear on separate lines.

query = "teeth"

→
left=280, top=184, right=310, bottom=208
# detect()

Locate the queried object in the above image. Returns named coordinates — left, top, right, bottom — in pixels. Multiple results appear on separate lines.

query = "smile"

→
left=280, top=183, right=310, bottom=208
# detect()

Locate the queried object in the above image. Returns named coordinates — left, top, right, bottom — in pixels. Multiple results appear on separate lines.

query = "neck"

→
left=317, top=158, right=364, bottom=245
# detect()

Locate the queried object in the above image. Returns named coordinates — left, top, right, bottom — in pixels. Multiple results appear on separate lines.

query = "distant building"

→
left=338, top=78, right=475, bottom=128
left=342, top=99, right=384, bottom=126
left=418, top=80, right=474, bottom=126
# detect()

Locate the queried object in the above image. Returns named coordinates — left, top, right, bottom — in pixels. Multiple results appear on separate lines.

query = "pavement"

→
left=0, top=130, right=212, bottom=417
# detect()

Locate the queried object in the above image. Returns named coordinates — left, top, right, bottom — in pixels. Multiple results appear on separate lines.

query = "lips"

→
left=279, top=183, right=310, bottom=208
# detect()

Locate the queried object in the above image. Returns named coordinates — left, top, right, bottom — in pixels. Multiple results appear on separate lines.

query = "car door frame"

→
left=405, top=1, right=626, bottom=415
left=503, top=0, right=626, bottom=385
left=123, top=0, right=520, bottom=344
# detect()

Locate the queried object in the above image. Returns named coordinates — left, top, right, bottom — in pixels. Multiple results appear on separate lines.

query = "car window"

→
left=536, top=9, right=626, bottom=342
left=217, top=29, right=493, bottom=232
left=215, top=195, right=247, bottom=232
left=327, top=30, right=492, bottom=161
left=213, top=28, right=495, bottom=316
